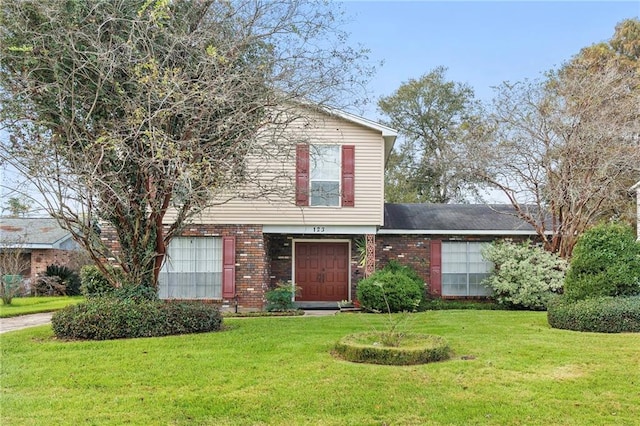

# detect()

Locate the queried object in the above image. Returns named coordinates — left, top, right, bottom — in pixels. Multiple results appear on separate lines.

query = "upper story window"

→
left=310, top=145, right=340, bottom=206
left=296, top=143, right=354, bottom=208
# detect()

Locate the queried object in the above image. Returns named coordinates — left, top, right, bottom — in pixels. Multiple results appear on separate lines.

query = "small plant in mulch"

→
left=333, top=281, right=452, bottom=366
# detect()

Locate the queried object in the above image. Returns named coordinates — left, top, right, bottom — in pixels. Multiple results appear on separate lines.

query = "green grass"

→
left=1, top=311, right=639, bottom=425
left=0, top=296, right=84, bottom=318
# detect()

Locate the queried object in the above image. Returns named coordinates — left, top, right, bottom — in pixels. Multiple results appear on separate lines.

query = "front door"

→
left=295, top=242, right=349, bottom=301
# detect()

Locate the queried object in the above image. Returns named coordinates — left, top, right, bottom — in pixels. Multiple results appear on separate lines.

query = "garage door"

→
left=295, top=242, right=349, bottom=301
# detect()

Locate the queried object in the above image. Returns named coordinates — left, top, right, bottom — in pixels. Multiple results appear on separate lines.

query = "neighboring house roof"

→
left=379, top=203, right=542, bottom=235
left=631, top=181, right=640, bottom=191
left=0, top=217, right=76, bottom=249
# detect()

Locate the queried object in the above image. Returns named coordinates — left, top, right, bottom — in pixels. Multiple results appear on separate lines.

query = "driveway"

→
left=0, top=313, right=53, bottom=334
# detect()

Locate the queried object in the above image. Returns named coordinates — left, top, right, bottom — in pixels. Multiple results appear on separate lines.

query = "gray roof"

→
left=381, top=203, right=541, bottom=235
left=0, top=217, right=75, bottom=249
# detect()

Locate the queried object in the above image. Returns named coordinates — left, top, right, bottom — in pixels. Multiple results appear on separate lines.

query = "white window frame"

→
left=158, top=237, right=223, bottom=299
left=441, top=241, right=492, bottom=297
left=309, top=144, right=341, bottom=207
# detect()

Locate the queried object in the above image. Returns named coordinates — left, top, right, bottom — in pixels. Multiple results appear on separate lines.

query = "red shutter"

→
left=222, top=236, right=236, bottom=299
left=429, top=240, right=442, bottom=297
left=295, top=144, right=309, bottom=206
left=341, top=145, right=355, bottom=207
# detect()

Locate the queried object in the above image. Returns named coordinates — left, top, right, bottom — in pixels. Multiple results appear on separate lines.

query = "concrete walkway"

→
left=0, top=310, right=337, bottom=334
left=0, top=312, right=54, bottom=334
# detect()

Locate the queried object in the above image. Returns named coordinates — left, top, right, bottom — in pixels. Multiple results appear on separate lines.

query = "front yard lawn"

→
left=1, top=310, right=639, bottom=425
left=0, top=296, right=84, bottom=318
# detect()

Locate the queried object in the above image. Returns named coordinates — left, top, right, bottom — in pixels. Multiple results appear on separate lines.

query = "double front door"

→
left=295, top=242, right=349, bottom=301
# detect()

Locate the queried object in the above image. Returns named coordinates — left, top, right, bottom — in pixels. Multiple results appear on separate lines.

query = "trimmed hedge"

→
left=334, top=332, right=451, bottom=365
left=547, top=296, right=640, bottom=333
left=52, top=298, right=223, bottom=340
left=356, top=270, right=423, bottom=313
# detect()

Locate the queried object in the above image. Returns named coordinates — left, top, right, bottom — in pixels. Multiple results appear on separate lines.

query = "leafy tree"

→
left=2, top=197, right=31, bottom=217
left=0, top=0, right=372, bottom=289
left=468, top=19, right=640, bottom=257
left=378, top=66, right=486, bottom=203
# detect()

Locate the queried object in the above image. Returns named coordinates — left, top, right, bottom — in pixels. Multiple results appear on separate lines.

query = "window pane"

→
left=469, top=273, right=492, bottom=296
left=441, top=242, right=494, bottom=296
left=442, top=274, right=468, bottom=296
left=310, top=145, right=340, bottom=180
left=310, top=145, right=340, bottom=206
left=310, top=181, right=340, bottom=206
left=158, top=237, right=222, bottom=299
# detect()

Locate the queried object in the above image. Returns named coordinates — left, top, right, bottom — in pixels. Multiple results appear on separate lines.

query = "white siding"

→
left=174, top=108, right=386, bottom=226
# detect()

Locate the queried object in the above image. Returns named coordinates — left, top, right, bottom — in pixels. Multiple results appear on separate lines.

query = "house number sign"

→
left=312, top=226, right=326, bottom=233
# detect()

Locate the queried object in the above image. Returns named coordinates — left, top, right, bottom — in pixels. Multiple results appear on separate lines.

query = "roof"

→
left=0, top=217, right=75, bottom=249
left=631, top=181, right=640, bottom=192
left=380, top=203, right=542, bottom=235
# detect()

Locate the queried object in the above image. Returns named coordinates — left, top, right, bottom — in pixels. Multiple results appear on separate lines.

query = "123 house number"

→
left=312, top=226, right=326, bottom=233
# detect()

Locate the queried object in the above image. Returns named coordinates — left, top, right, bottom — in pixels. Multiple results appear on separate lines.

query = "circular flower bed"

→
left=334, top=332, right=451, bottom=365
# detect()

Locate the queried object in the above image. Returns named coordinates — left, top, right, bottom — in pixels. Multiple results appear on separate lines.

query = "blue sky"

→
left=340, top=1, right=640, bottom=119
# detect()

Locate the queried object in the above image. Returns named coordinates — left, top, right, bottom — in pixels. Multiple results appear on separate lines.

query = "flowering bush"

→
left=481, top=240, right=566, bottom=310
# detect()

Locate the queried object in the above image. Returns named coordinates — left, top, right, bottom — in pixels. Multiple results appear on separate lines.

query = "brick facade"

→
left=376, top=235, right=432, bottom=287
left=29, top=249, right=76, bottom=277
left=101, top=223, right=269, bottom=311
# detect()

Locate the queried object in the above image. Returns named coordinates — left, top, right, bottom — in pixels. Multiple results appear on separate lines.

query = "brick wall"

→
left=101, top=224, right=269, bottom=311
left=29, top=249, right=76, bottom=277
left=376, top=235, right=432, bottom=287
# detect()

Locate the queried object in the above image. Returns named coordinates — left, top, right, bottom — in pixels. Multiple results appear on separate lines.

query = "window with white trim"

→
left=158, top=237, right=222, bottom=299
left=442, top=242, right=492, bottom=296
left=310, top=144, right=340, bottom=206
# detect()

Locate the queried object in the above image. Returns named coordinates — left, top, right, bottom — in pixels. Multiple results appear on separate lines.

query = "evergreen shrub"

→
left=356, top=266, right=423, bottom=313
left=547, top=296, right=640, bottom=333
left=52, top=298, right=223, bottom=340
left=564, top=222, right=640, bottom=301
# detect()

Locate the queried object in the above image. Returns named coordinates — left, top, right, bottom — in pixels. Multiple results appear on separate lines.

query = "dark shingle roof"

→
left=0, top=217, right=74, bottom=248
left=382, top=203, right=539, bottom=234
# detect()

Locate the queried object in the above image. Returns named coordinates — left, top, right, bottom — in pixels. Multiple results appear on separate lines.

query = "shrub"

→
left=80, top=265, right=121, bottom=297
left=481, top=240, right=566, bottom=310
left=419, top=298, right=504, bottom=311
left=112, top=284, right=158, bottom=302
left=31, top=275, right=66, bottom=296
left=265, top=282, right=298, bottom=312
left=356, top=270, right=422, bottom=313
left=334, top=332, right=451, bottom=365
left=564, top=222, right=640, bottom=301
left=49, top=264, right=81, bottom=295
left=52, top=298, right=223, bottom=340
left=381, top=260, right=424, bottom=288
left=547, top=296, right=640, bottom=333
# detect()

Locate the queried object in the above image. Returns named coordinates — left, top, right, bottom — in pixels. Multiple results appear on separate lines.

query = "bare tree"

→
left=469, top=60, right=640, bottom=257
left=0, top=237, right=30, bottom=304
left=0, top=1, right=373, bottom=288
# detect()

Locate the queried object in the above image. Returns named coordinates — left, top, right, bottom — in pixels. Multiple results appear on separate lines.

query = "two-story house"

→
left=155, top=105, right=396, bottom=310
left=151, top=105, right=541, bottom=311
